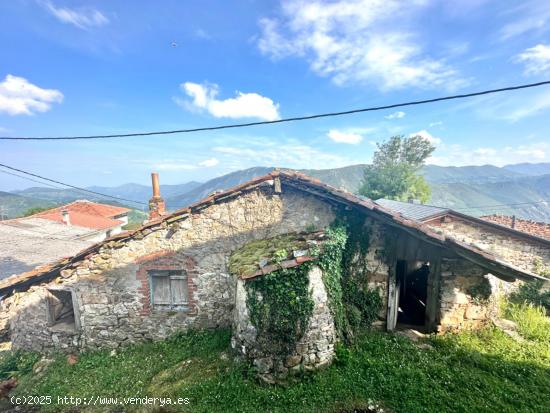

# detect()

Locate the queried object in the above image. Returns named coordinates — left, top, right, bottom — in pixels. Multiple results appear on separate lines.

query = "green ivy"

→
left=338, top=212, right=383, bottom=340
left=245, top=264, right=315, bottom=356
left=466, top=277, right=492, bottom=304
left=318, top=225, right=348, bottom=339
left=245, top=218, right=383, bottom=355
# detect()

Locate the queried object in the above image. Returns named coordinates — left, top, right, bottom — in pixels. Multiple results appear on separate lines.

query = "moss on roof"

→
left=229, top=232, right=322, bottom=277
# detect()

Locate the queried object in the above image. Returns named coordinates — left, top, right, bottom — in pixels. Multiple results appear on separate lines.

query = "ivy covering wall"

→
left=244, top=216, right=383, bottom=354
left=245, top=265, right=315, bottom=355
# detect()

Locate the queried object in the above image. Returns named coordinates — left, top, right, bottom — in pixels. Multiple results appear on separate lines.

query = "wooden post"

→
left=386, top=260, right=398, bottom=331
left=425, top=255, right=442, bottom=332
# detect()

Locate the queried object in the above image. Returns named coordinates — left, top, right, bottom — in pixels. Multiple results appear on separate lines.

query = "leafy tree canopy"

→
left=358, top=135, right=435, bottom=203
left=21, top=206, right=52, bottom=217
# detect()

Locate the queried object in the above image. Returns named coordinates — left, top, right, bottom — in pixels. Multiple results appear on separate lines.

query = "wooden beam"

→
left=386, top=260, right=398, bottom=332
left=425, top=255, right=441, bottom=332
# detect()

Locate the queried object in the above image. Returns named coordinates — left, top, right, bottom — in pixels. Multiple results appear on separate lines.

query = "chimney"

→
left=511, top=215, right=516, bottom=229
left=61, top=209, right=70, bottom=226
left=148, top=172, right=166, bottom=220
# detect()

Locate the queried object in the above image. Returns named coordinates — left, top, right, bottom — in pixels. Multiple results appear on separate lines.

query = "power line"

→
left=1, top=80, right=550, bottom=141
left=0, top=163, right=147, bottom=206
left=0, top=169, right=67, bottom=190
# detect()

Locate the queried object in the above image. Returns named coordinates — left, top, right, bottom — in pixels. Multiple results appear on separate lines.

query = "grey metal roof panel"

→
left=374, top=198, right=449, bottom=222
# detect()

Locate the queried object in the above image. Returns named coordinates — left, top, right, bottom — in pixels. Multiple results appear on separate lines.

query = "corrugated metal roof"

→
left=374, top=198, right=449, bottom=222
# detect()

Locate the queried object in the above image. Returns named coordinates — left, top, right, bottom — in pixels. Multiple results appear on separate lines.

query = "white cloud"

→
left=195, top=29, right=212, bottom=40
left=385, top=111, right=406, bottom=119
left=499, top=1, right=550, bottom=40
left=258, top=0, right=466, bottom=90
left=429, top=121, right=443, bottom=127
left=410, top=130, right=441, bottom=145
left=40, top=0, right=109, bottom=30
left=515, top=44, right=550, bottom=75
left=500, top=91, right=550, bottom=122
left=464, top=88, right=550, bottom=123
left=327, top=129, right=363, bottom=144
left=199, top=158, right=219, bottom=167
left=428, top=142, right=549, bottom=166
left=0, top=74, right=63, bottom=116
left=176, top=82, right=280, bottom=121
left=213, top=140, right=356, bottom=169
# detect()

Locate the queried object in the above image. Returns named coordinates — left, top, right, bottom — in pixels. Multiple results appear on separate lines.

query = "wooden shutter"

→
left=170, top=272, right=188, bottom=307
left=151, top=272, right=171, bottom=306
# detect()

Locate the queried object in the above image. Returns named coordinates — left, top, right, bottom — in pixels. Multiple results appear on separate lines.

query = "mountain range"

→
left=2, top=163, right=550, bottom=223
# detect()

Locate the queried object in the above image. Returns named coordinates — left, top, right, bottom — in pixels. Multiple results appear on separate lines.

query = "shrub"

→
left=509, top=280, right=550, bottom=312
left=505, top=302, right=550, bottom=342
left=0, top=351, right=40, bottom=380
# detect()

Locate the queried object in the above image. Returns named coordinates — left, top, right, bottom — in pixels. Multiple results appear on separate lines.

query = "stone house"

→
left=0, top=171, right=546, bottom=377
left=375, top=198, right=550, bottom=275
left=0, top=201, right=130, bottom=280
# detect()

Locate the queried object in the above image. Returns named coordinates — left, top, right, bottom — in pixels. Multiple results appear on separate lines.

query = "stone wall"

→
left=438, top=258, right=499, bottom=332
left=8, top=185, right=336, bottom=352
left=231, top=266, right=335, bottom=382
left=427, top=216, right=550, bottom=274
left=345, top=218, right=390, bottom=323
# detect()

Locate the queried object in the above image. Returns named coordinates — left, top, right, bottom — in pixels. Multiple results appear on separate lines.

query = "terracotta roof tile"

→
left=36, top=211, right=123, bottom=230
left=481, top=215, right=550, bottom=241
left=34, top=200, right=129, bottom=230
left=37, top=200, right=130, bottom=218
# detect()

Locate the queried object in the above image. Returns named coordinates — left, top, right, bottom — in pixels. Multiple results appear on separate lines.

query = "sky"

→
left=1, top=0, right=550, bottom=191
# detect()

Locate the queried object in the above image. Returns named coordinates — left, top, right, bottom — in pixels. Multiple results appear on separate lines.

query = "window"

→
left=47, top=288, right=79, bottom=331
left=149, top=270, right=188, bottom=311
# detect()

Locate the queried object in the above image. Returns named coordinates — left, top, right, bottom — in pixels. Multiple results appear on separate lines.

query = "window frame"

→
left=148, top=270, right=189, bottom=311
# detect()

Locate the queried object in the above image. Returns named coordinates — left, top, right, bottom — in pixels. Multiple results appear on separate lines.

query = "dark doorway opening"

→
left=396, top=260, right=429, bottom=327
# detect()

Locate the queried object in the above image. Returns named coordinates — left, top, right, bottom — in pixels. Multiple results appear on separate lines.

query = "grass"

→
left=505, top=302, right=550, bottom=342
left=3, top=305, right=550, bottom=413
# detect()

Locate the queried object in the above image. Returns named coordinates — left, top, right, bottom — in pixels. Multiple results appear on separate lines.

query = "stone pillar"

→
left=231, top=266, right=336, bottom=382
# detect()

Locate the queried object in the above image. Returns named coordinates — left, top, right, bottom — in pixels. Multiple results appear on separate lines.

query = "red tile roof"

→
left=481, top=215, right=550, bottom=241
left=36, top=211, right=123, bottom=230
left=35, top=200, right=130, bottom=230
left=38, top=200, right=130, bottom=218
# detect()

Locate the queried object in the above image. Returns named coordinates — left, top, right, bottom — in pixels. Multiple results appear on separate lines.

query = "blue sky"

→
left=1, top=0, right=550, bottom=191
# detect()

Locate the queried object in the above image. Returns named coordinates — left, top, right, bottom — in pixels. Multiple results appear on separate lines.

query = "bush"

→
left=509, top=280, right=550, bottom=312
left=0, top=351, right=40, bottom=380
left=505, top=302, right=550, bottom=342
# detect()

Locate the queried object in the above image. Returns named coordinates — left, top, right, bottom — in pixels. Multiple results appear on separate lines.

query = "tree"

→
left=358, top=135, right=435, bottom=203
left=22, top=206, right=52, bottom=217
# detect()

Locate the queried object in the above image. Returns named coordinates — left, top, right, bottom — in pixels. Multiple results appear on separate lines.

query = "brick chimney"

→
left=148, top=172, right=166, bottom=220
left=61, top=209, right=70, bottom=226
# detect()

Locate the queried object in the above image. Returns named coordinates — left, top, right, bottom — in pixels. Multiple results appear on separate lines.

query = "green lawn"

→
left=3, top=304, right=550, bottom=413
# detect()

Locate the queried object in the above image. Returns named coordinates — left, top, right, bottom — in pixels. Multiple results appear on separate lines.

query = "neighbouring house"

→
left=375, top=199, right=550, bottom=275
left=0, top=218, right=98, bottom=280
left=0, top=171, right=547, bottom=381
left=34, top=200, right=130, bottom=240
left=0, top=201, right=131, bottom=280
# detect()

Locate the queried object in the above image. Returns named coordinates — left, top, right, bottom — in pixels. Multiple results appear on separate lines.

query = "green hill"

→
left=0, top=191, right=57, bottom=219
